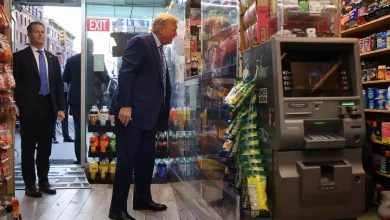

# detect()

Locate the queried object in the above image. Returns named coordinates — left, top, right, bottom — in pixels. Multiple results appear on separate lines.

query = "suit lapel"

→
left=26, top=47, right=39, bottom=79
left=148, top=33, right=164, bottom=85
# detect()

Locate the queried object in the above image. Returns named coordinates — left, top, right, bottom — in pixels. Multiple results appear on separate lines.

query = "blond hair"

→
left=151, top=13, right=179, bottom=33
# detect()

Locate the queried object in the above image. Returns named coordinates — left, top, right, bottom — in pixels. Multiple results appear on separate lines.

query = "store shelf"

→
left=185, top=75, right=200, bottom=81
left=376, top=170, right=390, bottom=178
left=88, top=125, right=115, bottom=133
left=341, top=15, right=390, bottom=37
left=88, top=151, right=116, bottom=158
left=0, top=157, right=9, bottom=164
left=361, top=48, right=390, bottom=58
left=0, top=145, right=11, bottom=150
left=372, top=139, right=390, bottom=146
left=88, top=150, right=169, bottom=158
left=202, top=64, right=237, bottom=80
left=201, top=3, right=238, bottom=13
left=364, top=109, right=390, bottom=113
left=363, top=80, right=390, bottom=85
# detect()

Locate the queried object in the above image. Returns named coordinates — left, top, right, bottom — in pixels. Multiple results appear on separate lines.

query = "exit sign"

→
left=87, top=18, right=110, bottom=32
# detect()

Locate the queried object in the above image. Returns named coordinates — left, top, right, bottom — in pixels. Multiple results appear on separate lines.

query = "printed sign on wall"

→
left=87, top=18, right=110, bottom=32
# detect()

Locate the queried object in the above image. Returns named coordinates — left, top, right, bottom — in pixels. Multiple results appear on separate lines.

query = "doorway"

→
left=12, top=1, right=87, bottom=189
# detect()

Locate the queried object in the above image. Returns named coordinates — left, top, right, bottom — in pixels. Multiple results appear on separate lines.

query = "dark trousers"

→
left=53, top=92, right=70, bottom=139
left=70, top=103, right=81, bottom=162
left=20, top=95, right=54, bottom=186
left=110, top=119, right=156, bottom=212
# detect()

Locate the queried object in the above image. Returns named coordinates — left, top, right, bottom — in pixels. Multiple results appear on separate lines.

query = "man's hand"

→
left=58, top=111, right=65, bottom=122
left=119, top=107, right=132, bottom=126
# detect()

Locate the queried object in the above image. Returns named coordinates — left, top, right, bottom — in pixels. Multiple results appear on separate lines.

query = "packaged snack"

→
left=247, top=175, right=269, bottom=215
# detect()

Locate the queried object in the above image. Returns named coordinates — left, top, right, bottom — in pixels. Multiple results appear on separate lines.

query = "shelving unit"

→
left=341, top=15, right=390, bottom=37
left=341, top=2, right=390, bottom=208
left=0, top=0, right=15, bottom=197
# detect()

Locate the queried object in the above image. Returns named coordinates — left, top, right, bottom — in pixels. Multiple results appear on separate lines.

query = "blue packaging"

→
left=375, top=89, right=388, bottom=99
left=367, top=99, right=375, bottom=109
left=349, top=9, right=358, bottom=22
left=377, top=32, right=387, bottom=49
left=366, top=88, right=376, bottom=99
left=375, top=99, right=388, bottom=110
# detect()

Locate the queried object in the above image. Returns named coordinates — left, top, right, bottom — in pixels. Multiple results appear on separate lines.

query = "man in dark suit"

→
left=63, top=38, right=110, bottom=164
left=13, top=21, right=66, bottom=197
left=109, top=13, right=178, bottom=220
left=52, top=52, right=74, bottom=144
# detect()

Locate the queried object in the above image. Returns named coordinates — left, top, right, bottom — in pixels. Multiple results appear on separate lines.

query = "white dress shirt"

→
left=30, top=45, right=50, bottom=91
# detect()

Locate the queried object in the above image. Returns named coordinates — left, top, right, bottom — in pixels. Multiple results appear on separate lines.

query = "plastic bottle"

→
left=89, top=158, right=99, bottom=180
left=153, top=159, right=159, bottom=177
left=170, top=107, right=177, bottom=127
left=185, top=106, right=190, bottom=128
left=100, top=158, right=109, bottom=179
left=89, top=105, right=100, bottom=125
left=8, top=192, right=19, bottom=220
left=171, top=158, right=179, bottom=173
left=109, top=158, right=117, bottom=180
left=1, top=197, right=12, bottom=214
left=100, top=133, right=109, bottom=153
left=157, top=159, right=167, bottom=178
left=110, top=134, right=116, bottom=152
left=100, top=106, right=109, bottom=126
left=89, top=133, right=99, bottom=153
left=178, top=157, right=186, bottom=176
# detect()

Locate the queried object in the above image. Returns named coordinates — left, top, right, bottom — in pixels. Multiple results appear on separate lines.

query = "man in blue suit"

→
left=109, top=13, right=178, bottom=220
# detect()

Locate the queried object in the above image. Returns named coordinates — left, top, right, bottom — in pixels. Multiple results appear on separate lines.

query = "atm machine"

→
left=242, top=37, right=366, bottom=220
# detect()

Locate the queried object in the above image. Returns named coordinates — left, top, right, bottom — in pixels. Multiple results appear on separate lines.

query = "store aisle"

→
left=15, top=183, right=213, bottom=220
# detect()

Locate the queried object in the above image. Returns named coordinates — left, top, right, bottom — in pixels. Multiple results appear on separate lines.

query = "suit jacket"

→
left=63, top=53, right=110, bottom=106
left=13, top=47, right=66, bottom=118
left=113, top=33, right=172, bottom=131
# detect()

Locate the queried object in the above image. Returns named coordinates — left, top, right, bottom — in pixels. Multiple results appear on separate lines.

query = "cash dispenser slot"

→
left=303, top=120, right=346, bottom=149
left=297, top=160, right=352, bottom=205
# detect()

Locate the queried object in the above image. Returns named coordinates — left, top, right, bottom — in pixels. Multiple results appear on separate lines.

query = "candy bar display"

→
left=341, top=0, right=390, bottom=31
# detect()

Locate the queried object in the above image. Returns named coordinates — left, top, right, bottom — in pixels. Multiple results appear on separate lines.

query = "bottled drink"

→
left=8, top=192, right=19, bottom=220
left=100, top=106, right=109, bottom=126
left=157, top=159, right=167, bottom=178
left=110, top=134, right=116, bottom=152
left=100, top=158, right=109, bottom=179
left=109, top=158, right=117, bottom=180
left=89, top=158, right=99, bottom=180
left=89, top=133, right=99, bottom=153
left=190, top=57, right=198, bottom=76
left=1, top=196, right=12, bottom=214
left=100, top=133, right=109, bottom=153
left=89, top=105, right=100, bottom=125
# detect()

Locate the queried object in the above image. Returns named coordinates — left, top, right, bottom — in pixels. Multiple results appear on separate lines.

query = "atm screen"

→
left=281, top=52, right=354, bottom=97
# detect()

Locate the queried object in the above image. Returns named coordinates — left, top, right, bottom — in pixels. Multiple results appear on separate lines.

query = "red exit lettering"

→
left=87, top=18, right=110, bottom=32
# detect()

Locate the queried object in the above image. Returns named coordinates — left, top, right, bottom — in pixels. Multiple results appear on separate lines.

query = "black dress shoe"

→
left=133, top=201, right=167, bottom=211
left=63, top=137, right=74, bottom=142
left=108, top=211, right=135, bottom=220
left=52, top=138, right=59, bottom=144
left=39, top=182, right=56, bottom=194
left=25, top=185, right=42, bottom=198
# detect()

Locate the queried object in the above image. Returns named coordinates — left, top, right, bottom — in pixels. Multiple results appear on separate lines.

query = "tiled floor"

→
left=16, top=183, right=223, bottom=220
